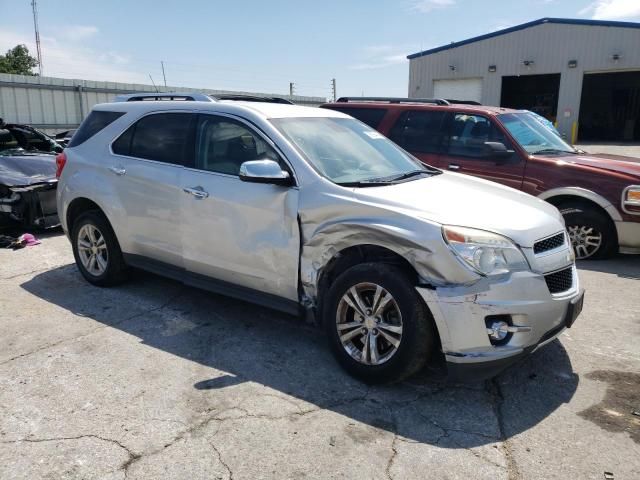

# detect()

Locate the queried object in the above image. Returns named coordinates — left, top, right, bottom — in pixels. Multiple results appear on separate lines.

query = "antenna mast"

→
left=31, top=0, right=43, bottom=76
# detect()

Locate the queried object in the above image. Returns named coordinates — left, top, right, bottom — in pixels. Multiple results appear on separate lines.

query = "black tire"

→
left=323, top=263, right=435, bottom=384
left=71, top=210, right=129, bottom=286
left=558, top=201, right=617, bottom=260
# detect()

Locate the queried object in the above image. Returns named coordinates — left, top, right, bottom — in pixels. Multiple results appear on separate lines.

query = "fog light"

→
left=487, top=320, right=509, bottom=342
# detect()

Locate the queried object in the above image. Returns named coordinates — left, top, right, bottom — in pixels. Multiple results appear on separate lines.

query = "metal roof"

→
left=407, top=17, right=640, bottom=60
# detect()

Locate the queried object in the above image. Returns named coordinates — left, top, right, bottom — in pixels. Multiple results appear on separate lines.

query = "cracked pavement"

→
left=1, top=232, right=639, bottom=479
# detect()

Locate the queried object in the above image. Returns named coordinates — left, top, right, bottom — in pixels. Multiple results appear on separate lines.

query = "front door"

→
left=181, top=113, right=300, bottom=302
left=440, top=112, right=525, bottom=190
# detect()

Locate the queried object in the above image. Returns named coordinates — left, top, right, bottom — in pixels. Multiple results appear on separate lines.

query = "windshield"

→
left=272, top=117, right=434, bottom=185
left=498, top=112, right=576, bottom=155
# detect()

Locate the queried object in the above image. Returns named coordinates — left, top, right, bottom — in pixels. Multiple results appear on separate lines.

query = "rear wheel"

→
left=559, top=202, right=617, bottom=260
left=324, top=263, right=435, bottom=384
left=71, top=210, right=129, bottom=286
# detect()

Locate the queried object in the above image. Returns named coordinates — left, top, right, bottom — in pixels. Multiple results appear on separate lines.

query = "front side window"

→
left=389, top=110, right=446, bottom=154
left=446, top=113, right=510, bottom=158
left=498, top=112, right=575, bottom=155
left=273, top=117, right=432, bottom=185
left=112, top=113, right=193, bottom=165
left=195, top=116, right=280, bottom=175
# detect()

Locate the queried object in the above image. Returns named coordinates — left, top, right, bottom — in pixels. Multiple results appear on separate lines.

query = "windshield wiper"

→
left=533, top=148, right=578, bottom=155
left=385, top=169, right=433, bottom=182
left=336, top=180, right=395, bottom=187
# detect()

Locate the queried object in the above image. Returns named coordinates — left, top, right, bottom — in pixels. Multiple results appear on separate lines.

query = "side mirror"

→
left=239, top=159, right=292, bottom=186
left=484, top=141, right=514, bottom=160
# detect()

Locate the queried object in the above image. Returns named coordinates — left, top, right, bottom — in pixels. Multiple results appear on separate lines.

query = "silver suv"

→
left=56, top=93, right=584, bottom=383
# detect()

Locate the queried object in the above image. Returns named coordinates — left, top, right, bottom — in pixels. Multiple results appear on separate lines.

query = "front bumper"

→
left=0, top=183, right=59, bottom=229
left=616, top=220, right=640, bottom=254
left=416, top=265, right=582, bottom=382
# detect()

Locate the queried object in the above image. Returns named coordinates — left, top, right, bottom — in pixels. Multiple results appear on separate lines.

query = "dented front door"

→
left=181, top=114, right=300, bottom=301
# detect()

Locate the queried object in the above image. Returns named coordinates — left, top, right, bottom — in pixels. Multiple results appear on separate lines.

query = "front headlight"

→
left=442, top=225, right=530, bottom=276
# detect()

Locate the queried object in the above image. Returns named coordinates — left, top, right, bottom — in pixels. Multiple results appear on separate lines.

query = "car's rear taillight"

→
left=55, top=151, right=67, bottom=178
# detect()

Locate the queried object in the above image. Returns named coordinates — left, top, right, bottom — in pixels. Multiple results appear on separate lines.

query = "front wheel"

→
left=559, top=202, right=617, bottom=260
left=324, top=263, right=435, bottom=384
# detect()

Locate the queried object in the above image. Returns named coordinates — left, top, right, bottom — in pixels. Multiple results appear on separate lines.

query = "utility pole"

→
left=161, top=61, right=167, bottom=88
left=148, top=74, right=159, bottom=93
left=289, top=82, right=295, bottom=98
left=331, top=78, right=337, bottom=102
left=31, top=0, right=43, bottom=76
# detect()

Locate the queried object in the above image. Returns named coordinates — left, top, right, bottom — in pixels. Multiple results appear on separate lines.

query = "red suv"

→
left=321, top=98, right=640, bottom=259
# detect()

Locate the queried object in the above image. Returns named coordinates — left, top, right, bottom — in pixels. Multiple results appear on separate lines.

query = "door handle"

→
left=448, top=164, right=461, bottom=170
left=109, top=166, right=126, bottom=176
left=183, top=186, right=209, bottom=199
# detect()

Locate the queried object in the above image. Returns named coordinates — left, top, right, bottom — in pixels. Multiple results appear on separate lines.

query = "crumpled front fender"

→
left=299, top=214, right=478, bottom=305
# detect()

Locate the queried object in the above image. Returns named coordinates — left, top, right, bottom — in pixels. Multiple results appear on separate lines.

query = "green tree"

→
left=0, top=45, right=39, bottom=75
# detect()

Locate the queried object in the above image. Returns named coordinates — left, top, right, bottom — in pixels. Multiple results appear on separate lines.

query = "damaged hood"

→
left=352, top=172, right=564, bottom=247
left=0, top=152, right=57, bottom=187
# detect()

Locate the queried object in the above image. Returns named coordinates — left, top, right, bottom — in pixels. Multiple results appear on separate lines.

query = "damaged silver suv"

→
left=57, top=93, right=584, bottom=383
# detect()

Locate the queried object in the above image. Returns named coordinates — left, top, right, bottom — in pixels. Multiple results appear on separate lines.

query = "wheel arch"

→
left=542, top=190, right=619, bottom=255
left=538, top=187, right=622, bottom=222
left=66, top=197, right=107, bottom=233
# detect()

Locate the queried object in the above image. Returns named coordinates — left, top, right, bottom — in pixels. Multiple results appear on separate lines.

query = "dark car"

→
left=321, top=98, right=640, bottom=259
left=55, top=129, right=77, bottom=147
left=0, top=125, right=60, bottom=229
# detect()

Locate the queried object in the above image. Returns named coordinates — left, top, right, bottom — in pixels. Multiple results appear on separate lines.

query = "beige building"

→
left=407, top=17, right=640, bottom=143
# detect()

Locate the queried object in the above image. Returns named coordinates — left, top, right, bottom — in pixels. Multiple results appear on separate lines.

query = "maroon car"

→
left=321, top=98, right=640, bottom=260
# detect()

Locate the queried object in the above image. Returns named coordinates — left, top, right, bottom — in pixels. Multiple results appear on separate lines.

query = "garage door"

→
left=433, top=78, right=483, bottom=103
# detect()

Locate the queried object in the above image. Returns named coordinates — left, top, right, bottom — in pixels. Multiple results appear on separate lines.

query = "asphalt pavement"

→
left=1, top=231, right=638, bottom=479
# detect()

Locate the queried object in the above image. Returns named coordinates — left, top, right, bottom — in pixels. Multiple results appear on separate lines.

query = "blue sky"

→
left=2, top=0, right=640, bottom=99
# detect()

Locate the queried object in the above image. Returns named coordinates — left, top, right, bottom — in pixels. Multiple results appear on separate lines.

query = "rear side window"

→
left=112, top=113, right=193, bottom=165
left=68, top=111, right=124, bottom=147
left=389, top=110, right=446, bottom=154
left=327, top=107, right=387, bottom=129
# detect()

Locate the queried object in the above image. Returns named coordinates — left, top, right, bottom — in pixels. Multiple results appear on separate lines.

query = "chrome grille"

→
left=544, top=267, right=573, bottom=294
left=534, top=232, right=566, bottom=255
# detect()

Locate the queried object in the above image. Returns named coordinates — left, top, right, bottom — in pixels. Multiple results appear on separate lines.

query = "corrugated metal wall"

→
left=408, top=22, right=640, bottom=138
left=0, top=73, right=326, bottom=135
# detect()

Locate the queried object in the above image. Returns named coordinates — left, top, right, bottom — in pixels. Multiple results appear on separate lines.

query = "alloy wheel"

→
left=336, top=282, right=403, bottom=366
left=567, top=225, right=602, bottom=259
left=77, top=224, right=109, bottom=276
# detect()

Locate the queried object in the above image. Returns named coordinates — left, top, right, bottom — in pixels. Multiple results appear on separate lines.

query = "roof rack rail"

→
left=445, top=99, right=482, bottom=105
left=114, top=92, right=213, bottom=102
left=212, top=94, right=294, bottom=105
left=335, top=96, right=450, bottom=106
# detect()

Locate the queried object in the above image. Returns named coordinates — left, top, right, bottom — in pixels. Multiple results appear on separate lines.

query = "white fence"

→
left=0, top=73, right=326, bottom=135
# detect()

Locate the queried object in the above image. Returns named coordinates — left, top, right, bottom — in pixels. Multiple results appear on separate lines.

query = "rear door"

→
left=110, top=111, right=194, bottom=267
left=387, top=109, right=447, bottom=168
left=440, top=112, right=525, bottom=189
left=180, top=113, right=300, bottom=304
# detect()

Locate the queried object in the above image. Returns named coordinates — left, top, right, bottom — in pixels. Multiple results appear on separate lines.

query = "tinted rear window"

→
left=389, top=110, right=446, bottom=154
left=325, top=107, right=387, bottom=129
left=68, top=110, right=125, bottom=147
left=113, top=113, right=192, bottom=165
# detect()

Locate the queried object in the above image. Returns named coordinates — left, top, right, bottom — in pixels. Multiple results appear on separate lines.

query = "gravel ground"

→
left=0, top=231, right=639, bottom=480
